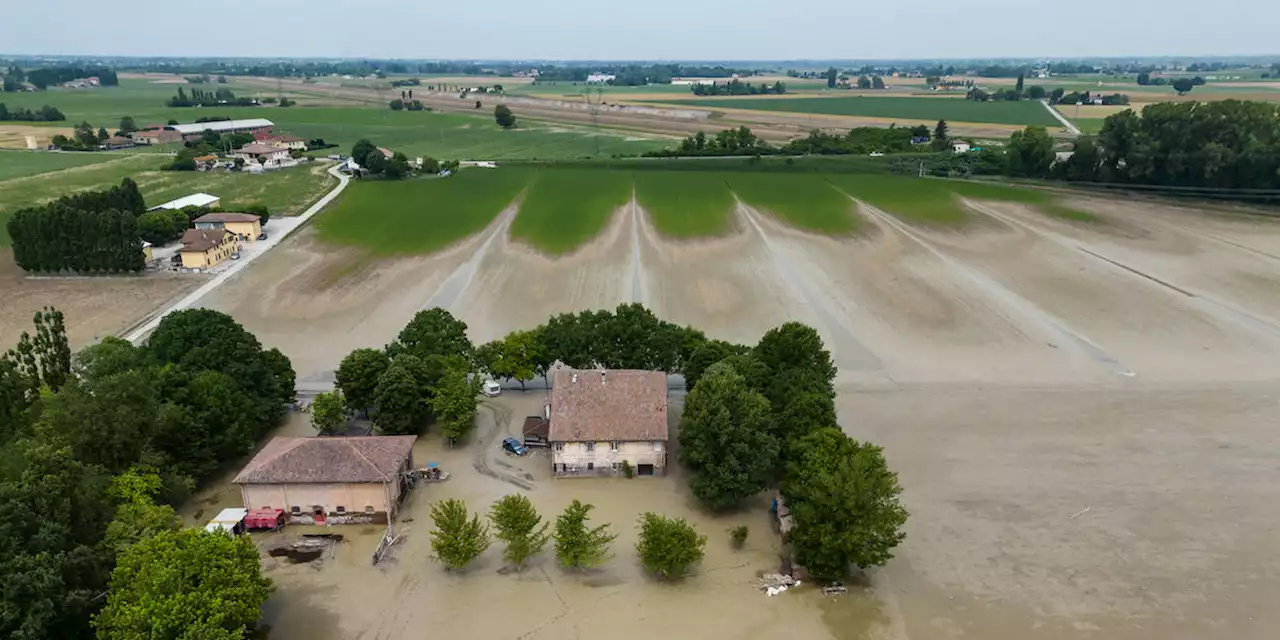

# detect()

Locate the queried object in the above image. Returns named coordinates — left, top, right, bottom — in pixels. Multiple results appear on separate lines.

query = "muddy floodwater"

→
left=188, top=195, right=1280, bottom=639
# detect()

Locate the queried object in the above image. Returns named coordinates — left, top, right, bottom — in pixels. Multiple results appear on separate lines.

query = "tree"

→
left=384, top=151, right=411, bottom=179
left=825, top=67, right=838, bottom=89
left=1057, top=135, right=1101, bottom=182
left=871, top=75, right=885, bottom=90
left=931, top=119, right=950, bottom=151
left=393, top=307, right=472, bottom=361
left=104, top=468, right=179, bottom=555
left=371, top=361, right=426, bottom=435
left=389, top=98, right=405, bottom=111
left=1136, top=71, right=1151, bottom=85
left=240, top=203, right=270, bottom=225
left=489, top=494, right=551, bottom=570
left=857, top=75, right=871, bottom=89
left=1172, top=78, right=1195, bottom=95
left=350, top=138, right=377, bottom=167
left=554, top=499, right=616, bottom=569
left=94, top=528, right=271, bottom=640
left=429, top=361, right=481, bottom=443
left=636, top=513, right=706, bottom=579
left=1026, top=85, right=1046, bottom=100
left=1005, top=125, right=1055, bottom=178
left=683, top=339, right=743, bottom=391
left=118, top=116, right=137, bottom=134
left=335, top=348, right=390, bottom=415
left=310, top=390, right=350, bottom=435
left=8, top=307, right=72, bottom=391
left=782, top=428, right=908, bottom=581
left=428, top=499, right=490, bottom=570
left=754, top=322, right=836, bottom=385
left=679, top=363, right=779, bottom=510
left=494, top=104, right=516, bottom=128
left=1015, top=72, right=1025, bottom=95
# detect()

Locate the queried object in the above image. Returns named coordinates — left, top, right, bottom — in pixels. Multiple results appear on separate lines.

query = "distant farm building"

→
left=102, top=135, right=134, bottom=150
left=131, top=128, right=182, bottom=145
left=253, top=132, right=307, bottom=150
left=148, top=192, right=221, bottom=211
left=233, top=142, right=291, bottom=166
left=549, top=369, right=669, bottom=477
left=232, top=436, right=417, bottom=525
left=178, top=228, right=238, bottom=269
left=586, top=73, right=616, bottom=84
left=671, top=78, right=718, bottom=86
left=194, top=212, right=263, bottom=241
left=169, top=118, right=274, bottom=141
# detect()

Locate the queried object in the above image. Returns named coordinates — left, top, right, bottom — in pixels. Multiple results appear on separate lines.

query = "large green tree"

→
left=335, top=347, right=391, bottom=415
left=429, top=361, right=481, bottom=443
left=392, top=308, right=472, bottom=362
left=94, top=528, right=271, bottom=640
left=1005, top=125, right=1055, bottom=178
left=103, top=468, right=180, bottom=555
left=679, top=363, right=779, bottom=510
left=781, top=428, right=908, bottom=581
left=371, top=361, right=426, bottom=435
left=310, top=390, right=350, bottom=435
left=554, top=500, right=616, bottom=569
left=636, top=513, right=706, bottom=579
left=489, top=494, right=551, bottom=570
left=494, top=104, right=516, bottom=128
left=429, top=499, right=490, bottom=570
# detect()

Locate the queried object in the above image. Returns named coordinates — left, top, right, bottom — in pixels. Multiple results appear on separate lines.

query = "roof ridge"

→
left=344, top=439, right=391, bottom=482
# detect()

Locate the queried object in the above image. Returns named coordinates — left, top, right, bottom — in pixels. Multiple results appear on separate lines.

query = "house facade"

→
left=179, top=228, right=238, bottom=269
left=233, top=436, right=417, bottom=525
left=234, top=142, right=291, bottom=165
left=194, top=212, right=263, bottom=241
left=548, top=369, right=669, bottom=477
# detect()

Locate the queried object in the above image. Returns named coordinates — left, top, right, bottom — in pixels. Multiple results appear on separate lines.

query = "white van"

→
left=482, top=380, right=502, bottom=397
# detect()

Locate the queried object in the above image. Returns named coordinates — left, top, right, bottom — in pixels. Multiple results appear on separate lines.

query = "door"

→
left=313, top=506, right=326, bottom=525
left=637, top=464, right=655, bottom=476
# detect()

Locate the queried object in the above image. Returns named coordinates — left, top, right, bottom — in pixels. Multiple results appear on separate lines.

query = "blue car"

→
left=502, top=437, right=528, bottom=456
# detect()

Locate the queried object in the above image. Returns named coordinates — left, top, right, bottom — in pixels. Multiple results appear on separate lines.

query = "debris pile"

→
left=757, top=573, right=799, bottom=596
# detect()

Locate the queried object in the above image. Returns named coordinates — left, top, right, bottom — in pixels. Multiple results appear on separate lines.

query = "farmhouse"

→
left=170, top=118, right=274, bottom=141
left=131, top=128, right=182, bottom=145
left=234, top=142, right=290, bottom=165
left=102, top=135, right=134, bottom=150
left=586, top=73, right=616, bottom=84
left=149, top=192, right=221, bottom=211
left=549, top=369, right=668, bottom=477
left=178, top=228, right=238, bottom=269
left=253, top=132, right=308, bottom=150
left=232, top=436, right=417, bottom=525
left=193, top=212, right=262, bottom=241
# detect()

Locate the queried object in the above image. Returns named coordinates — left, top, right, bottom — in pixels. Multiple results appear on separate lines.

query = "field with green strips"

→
left=826, top=174, right=1094, bottom=224
left=651, top=95, right=1062, bottom=126
left=0, top=150, right=123, bottom=181
left=510, top=170, right=633, bottom=254
left=0, top=157, right=335, bottom=245
left=634, top=171, right=735, bottom=237
left=315, top=169, right=533, bottom=255
left=725, top=173, right=861, bottom=233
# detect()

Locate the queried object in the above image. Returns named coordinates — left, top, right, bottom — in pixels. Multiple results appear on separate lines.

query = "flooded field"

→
left=187, top=194, right=1280, bottom=639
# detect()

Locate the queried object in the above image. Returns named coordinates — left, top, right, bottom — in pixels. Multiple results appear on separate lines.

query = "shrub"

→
left=730, top=525, right=749, bottom=549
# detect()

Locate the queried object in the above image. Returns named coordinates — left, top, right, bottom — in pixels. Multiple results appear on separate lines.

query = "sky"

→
left=4, top=0, right=1279, bottom=60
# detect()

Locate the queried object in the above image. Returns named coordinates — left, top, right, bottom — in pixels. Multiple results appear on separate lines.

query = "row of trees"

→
left=429, top=495, right=708, bottom=578
left=165, top=87, right=258, bottom=107
left=689, top=79, right=787, bottom=96
left=0, top=102, right=65, bottom=121
left=7, top=178, right=148, bottom=273
left=0, top=308, right=289, bottom=638
left=350, top=138, right=414, bottom=179
left=1137, top=72, right=1205, bottom=94
left=51, top=121, right=114, bottom=150
left=647, top=123, right=944, bottom=158
left=389, top=98, right=427, bottom=111
left=2, top=65, right=118, bottom=90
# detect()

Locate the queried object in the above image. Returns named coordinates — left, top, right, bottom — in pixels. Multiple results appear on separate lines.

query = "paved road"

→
left=125, top=164, right=351, bottom=344
left=1040, top=99, right=1082, bottom=136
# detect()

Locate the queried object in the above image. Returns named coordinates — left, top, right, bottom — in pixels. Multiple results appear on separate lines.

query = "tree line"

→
left=0, top=307, right=291, bottom=638
left=165, top=87, right=259, bottom=107
left=135, top=203, right=269, bottom=246
left=646, top=124, right=940, bottom=158
left=7, top=178, right=149, bottom=273
left=689, top=79, right=787, bottom=96
left=2, top=65, right=118, bottom=90
left=0, top=103, right=65, bottom=121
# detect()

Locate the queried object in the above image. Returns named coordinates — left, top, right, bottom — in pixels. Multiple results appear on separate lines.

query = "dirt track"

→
left=191, top=193, right=1280, bottom=640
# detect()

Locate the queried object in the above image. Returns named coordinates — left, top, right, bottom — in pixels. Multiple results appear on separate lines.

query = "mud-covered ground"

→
left=189, top=195, right=1280, bottom=640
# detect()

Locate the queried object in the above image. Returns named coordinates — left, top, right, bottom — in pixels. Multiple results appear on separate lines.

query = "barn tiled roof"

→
left=233, top=436, right=416, bottom=484
left=549, top=369, right=668, bottom=442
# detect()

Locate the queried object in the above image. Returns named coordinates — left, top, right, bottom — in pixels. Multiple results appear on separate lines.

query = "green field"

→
left=0, top=158, right=336, bottom=245
left=315, top=169, right=533, bottom=255
left=634, top=171, right=736, bottom=238
left=827, top=174, right=1093, bottom=224
left=725, top=173, right=861, bottom=233
left=652, top=95, right=1062, bottom=126
left=947, top=181, right=1098, bottom=222
left=511, top=169, right=633, bottom=254
left=0, top=150, right=124, bottom=181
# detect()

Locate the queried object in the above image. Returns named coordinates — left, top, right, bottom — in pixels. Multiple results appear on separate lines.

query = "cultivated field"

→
left=0, top=149, right=124, bottom=180
left=188, top=177, right=1280, bottom=640
left=510, top=169, right=633, bottom=254
left=652, top=95, right=1062, bottom=126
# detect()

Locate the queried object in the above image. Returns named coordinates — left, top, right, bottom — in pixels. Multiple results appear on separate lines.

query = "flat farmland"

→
left=0, top=149, right=123, bottom=181
left=633, top=171, right=736, bottom=237
left=510, top=169, right=633, bottom=254
left=651, top=95, right=1062, bottom=126
left=725, top=173, right=862, bottom=233
left=190, top=173, right=1280, bottom=640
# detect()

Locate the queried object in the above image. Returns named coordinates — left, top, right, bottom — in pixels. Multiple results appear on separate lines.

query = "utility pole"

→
left=584, top=86, right=604, bottom=156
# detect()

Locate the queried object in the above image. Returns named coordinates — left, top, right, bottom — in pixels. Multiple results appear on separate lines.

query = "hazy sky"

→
left=4, top=0, right=1279, bottom=60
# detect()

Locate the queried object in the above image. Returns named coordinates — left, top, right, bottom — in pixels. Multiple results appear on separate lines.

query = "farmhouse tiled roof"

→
left=194, top=212, right=260, bottom=223
left=232, top=436, right=416, bottom=484
left=549, top=369, right=668, bottom=442
left=179, top=228, right=231, bottom=252
left=237, top=142, right=285, bottom=155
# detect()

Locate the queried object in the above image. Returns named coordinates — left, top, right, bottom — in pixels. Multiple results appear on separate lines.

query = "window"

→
left=290, top=505, right=301, bottom=514
left=654, top=442, right=663, bottom=452
left=365, top=505, right=375, bottom=514
left=587, top=462, right=594, bottom=471
left=335, top=506, right=346, bottom=513
left=554, top=442, right=564, bottom=451
left=585, top=442, right=595, bottom=453
left=610, top=441, right=619, bottom=452
left=611, top=462, right=620, bottom=471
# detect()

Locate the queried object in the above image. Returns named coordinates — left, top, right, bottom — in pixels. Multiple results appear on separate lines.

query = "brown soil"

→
left=0, top=124, right=74, bottom=149
left=190, top=192, right=1280, bottom=640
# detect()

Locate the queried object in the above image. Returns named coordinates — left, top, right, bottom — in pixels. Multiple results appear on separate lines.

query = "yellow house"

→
left=232, top=436, right=417, bottom=525
left=193, top=212, right=263, bottom=241
left=179, top=228, right=238, bottom=269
